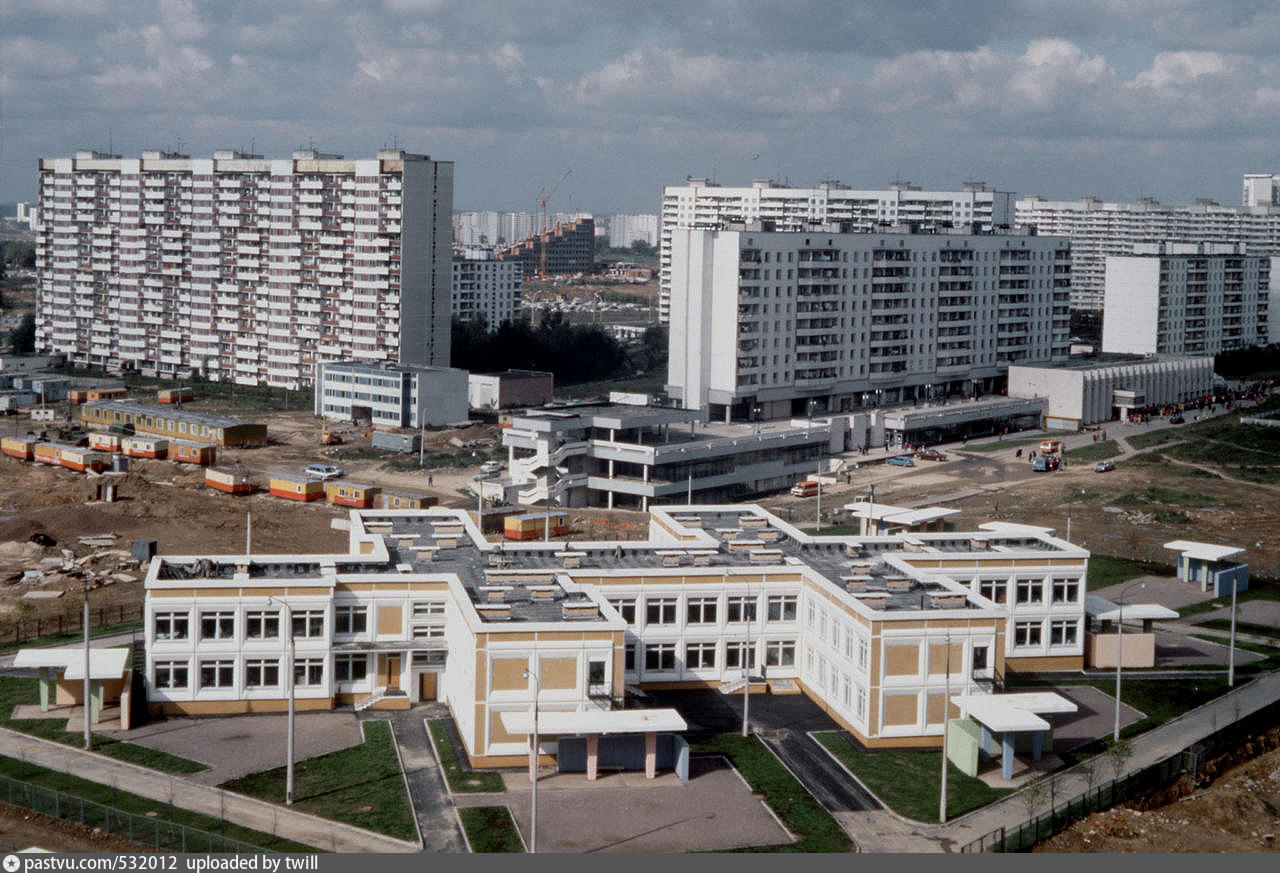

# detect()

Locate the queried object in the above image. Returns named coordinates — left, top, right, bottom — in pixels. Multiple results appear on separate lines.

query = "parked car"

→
left=1169, top=415, right=1185, bottom=424
left=1093, top=460, right=1115, bottom=472
left=304, top=463, right=344, bottom=480
left=479, top=460, right=504, bottom=475
left=790, top=480, right=820, bottom=497
left=887, top=455, right=915, bottom=467
left=1032, top=455, right=1061, bottom=472
left=916, top=449, right=947, bottom=462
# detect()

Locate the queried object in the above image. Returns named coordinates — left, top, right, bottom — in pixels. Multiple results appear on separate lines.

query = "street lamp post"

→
left=82, top=582, right=91, bottom=750
left=268, top=597, right=295, bottom=805
left=939, top=630, right=951, bottom=823
left=1228, top=572, right=1239, bottom=687
left=1113, top=580, right=1145, bottom=742
left=521, top=669, right=541, bottom=853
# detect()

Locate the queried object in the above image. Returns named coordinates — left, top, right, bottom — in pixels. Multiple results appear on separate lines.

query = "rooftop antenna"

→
left=249, top=137, right=255, bottom=155
left=108, top=127, right=113, bottom=154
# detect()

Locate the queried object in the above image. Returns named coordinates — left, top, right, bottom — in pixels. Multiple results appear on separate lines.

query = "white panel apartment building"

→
left=667, top=225, right=1071, bottom=422
left=451, top=256, right=522, bottom=327
left=35, top=149, right=453, bottom=389
left=659, top=179, right=1015, bottom=322
left=1016, top=194, right=1280, bottom=310
left=608, top=214, right=659, bottom=249
left=1101, top=243, right=1274, bottom=356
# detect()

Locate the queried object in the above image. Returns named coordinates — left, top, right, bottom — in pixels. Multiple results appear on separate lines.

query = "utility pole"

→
left=939, top=630, right=951, bottom=823
left=83, top=582, right=91, bottom=750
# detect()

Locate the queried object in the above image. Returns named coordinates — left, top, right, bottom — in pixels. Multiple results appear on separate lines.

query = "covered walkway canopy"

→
left=501, top=708, right=687, bottom=781
left=13, top=647, right=130, bottom=725
left=951, top=692, right=1078, bottom=779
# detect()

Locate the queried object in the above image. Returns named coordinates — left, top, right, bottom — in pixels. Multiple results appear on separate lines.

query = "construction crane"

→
left=537, top=169, right=571, bottom=278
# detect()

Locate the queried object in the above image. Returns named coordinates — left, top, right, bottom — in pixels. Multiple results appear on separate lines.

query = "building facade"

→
left=1101, top=244, right=1274, bottom=356
left=35, top=149, right=454, bottom=389
left=495, top=218, right=595, bottom=277
left=666, top=225, right=1071, bottom=421
left=142, top=503, right=1087, bottom=763
left=658, top=179, right=1015, bottom=321
left=1016, top=194, right=1280, bottom=310
left=1243, top=173, right=1280, bottom=207
left=608, top=214, right=659, bottom=249
left=467, top=369, right=554, bottom=410
left=314, top=360, right=468, bottom=428
left=451, top=255, right=522, bottom=327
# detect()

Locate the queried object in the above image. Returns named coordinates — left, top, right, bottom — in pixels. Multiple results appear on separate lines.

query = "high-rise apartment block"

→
left=35, top=149, right=453, bottom=389
left=608, top=213, right=658, bottom=249
left=495, top=218, right=595, bottom=277
left=667, top=225, right=1070, bottom=421
left=452, top=255, right=522, bottom=327
left=1016, top=194, right=1280, bottom=310
left=659, top=179, right=1015, bottom=322
left=1101, top=243, right=1276, bottom=356
left=1243, top=173, right=1280, bottom=207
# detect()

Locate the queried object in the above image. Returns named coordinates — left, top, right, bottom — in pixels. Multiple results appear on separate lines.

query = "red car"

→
left=916, top=449, right=947, bottom=461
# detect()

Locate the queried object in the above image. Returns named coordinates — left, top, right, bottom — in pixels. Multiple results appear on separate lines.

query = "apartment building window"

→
left=978, top=580, right=1007, bottom=603
left=644, top=643, right=676, bottom=672
left=245, top=659, right=280, bottom=688
left=624, top=644, right=636, bottom=671
left=608, top=598, right=636, bottom=624
left=412, top=625, right=445, bottom=639
left=1050, top=620, right=1079, bottom=646
left=686, top=596, right=718, bottom=623
left=841, top=676, right=852, bottom=709
left=1051, top=578, right=1080, bottom=604
left=725, top=642, right=754, bottom=670
left=767, top=595, right=797, bottom=622
left=685, top=642, right=716, bottom=670
left=1014, top=621, right=1043, bottom=647
left=200, top=611, right=234, bottom=640
left=1015, top=580, right=1043, bottom=604
left=153, top=612, right=189, bottom=641
left=856, top=686, right=868, bottom=720
left=806, top=602, right=816, bottom=628
left=843, top=628, right=854, bottom=659
left=153, top=661, right=188, bottom=689
left=334, top=654, right=368, bottom=682
left=765, top=641, right=796, bottom=667
left=412, top=602, right=445, bottom=618
left=973, top=645, right=989, bottom=672
left=412, top=651, right=447, bottom=668
left=645, top=597, right=678, bottom=625
left=335, top=606, right=367, bottom=634
left=199, top=660, right=234, bottom=689
left=858, top=638, right=869, bottom=671
left=726, top=595, right=757, bottom=622
left=294, top=659, right=324, bottom=687
left=245, top=610, right=280, bottom=639
left=292, top=610, right=325, bottom=638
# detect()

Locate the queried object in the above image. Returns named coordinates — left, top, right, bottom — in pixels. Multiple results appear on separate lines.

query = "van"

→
left=1039, top=439, right=1064, bottom=455
left=790, top=480, right=819, bottom=497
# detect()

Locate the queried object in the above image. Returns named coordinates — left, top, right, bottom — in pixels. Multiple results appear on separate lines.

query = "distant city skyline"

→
left=5, top=1, right=1280, bottom=213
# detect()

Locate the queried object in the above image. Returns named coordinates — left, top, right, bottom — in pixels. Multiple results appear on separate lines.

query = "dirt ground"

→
left=0, top=801, right=153, bottom=853
left=1035, top=730, right=1280, bottom=853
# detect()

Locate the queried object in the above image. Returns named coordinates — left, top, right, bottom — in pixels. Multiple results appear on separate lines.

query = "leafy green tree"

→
left=10, top=314, right=35, bottom=354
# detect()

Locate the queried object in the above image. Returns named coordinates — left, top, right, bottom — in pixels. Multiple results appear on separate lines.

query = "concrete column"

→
left=1032, top=730, right=1044, bottom=762
left=645, top=731, right=657, bottom=778
left=1002, top=733, right=1015, bottom=780
left=89, top=679, right=104, bottom=725
left=586, top=733, right=599, bottom=781
left=979, top=724, right=992, bottom=760
left=38, top=668, right=51, bottom=712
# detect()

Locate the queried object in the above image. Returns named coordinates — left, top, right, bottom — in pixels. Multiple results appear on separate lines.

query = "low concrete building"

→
left=1007, top=354, right=1215, bottom=429
left=468, top=370, right=554, bottom=411
left=315, top=361, right=468, bottom=428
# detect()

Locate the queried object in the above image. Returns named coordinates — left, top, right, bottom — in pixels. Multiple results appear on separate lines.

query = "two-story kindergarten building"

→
left=143, top=503, right=1088, bottom=766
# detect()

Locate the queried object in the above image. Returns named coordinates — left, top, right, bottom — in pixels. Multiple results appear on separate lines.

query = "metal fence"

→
left=3, top=602, right=142, bottom=646
left=960, top=693, right=1280, bottom=852
left=0, top=773, right=273, bottom=854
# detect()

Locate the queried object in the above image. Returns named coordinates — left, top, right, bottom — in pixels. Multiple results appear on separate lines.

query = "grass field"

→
left=1125, top=430, right=1182, bottom=451
left=962, top=436, right=1045, bottom=453
left=223, top=720, right=416, bottom=842
left=0, top=677, right=206, bottom=774
left=1085, top=554, right=1175, bottom=591
left=1193, top=617, right=1280, bottom=640
left=427, top=719, right=505, bottom=793
left=812, top=732, right=1012, bottom=822
left=459, top=806, right=524, bottom=852
left=694, top=734, right=853, bottom=852
left=0, top=620, right=143, bottom=652
left=1063, top=441, right=1122, bottom=462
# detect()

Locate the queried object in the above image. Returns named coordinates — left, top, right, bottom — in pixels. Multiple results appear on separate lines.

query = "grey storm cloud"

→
left=3, top=0, right=1280, bottom=211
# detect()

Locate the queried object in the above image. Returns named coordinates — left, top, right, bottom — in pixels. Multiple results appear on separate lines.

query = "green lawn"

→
left=427, top=718, right=505, bottom=793
left=1188, top=635, right=1280, bottom=666
left=962, top=436, right=1045, bottom=453
left=1125, top=430, right=1181, bottom=450
left=0, top=755, right=316, bottom=852
left=1193, top=618, right=1280, bottom=640
left=460, top=806, right=524, bottom=852
left=812, top=732, right=1011, bottom=823
left=1085, top=554, right=1174, bottom=591
left=1177, top=579, right=1280, bottom=618
left=695, top=733, right=853, bottom=852
left=0, top=676, right=206, bottom=774
left=0, top=620, right=143, bottom=653
left=1063, top=442, right=1122, bottom=462
left=223, top=719, right=416, bottom=842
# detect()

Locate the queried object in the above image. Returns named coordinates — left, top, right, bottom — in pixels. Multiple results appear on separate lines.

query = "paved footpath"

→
left=380, top=710, right=466, bottom=852
left=839, top=669, right=1280, bottom=852
left=0, top=728, right=420, bottom=853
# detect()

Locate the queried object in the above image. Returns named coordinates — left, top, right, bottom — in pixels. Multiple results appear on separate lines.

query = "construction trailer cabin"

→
left=324, top=481, right=381, bottom=509
left=121, top=436, right=168, bottom=460
left=170, top=441, right=216, bottom=465
left=377, top=491, right=438, bottom=511
left=268, top=473, right=324, bottom=502
left=205, top=466, right=254, bottom=495
left=1, top=437, right=35, bottom=461
left=157, top=387, right=194, bottom=405
left=504, top=511, right=570, bottom=540
left=81, top=401, right=267, bottom=448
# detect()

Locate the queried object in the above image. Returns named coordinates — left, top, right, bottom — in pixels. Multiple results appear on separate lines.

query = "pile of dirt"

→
left=0, top=801, right=153, bottom=853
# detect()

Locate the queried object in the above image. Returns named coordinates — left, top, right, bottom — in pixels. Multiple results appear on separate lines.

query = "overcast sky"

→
left=4, top=0, right=1280, bottom=214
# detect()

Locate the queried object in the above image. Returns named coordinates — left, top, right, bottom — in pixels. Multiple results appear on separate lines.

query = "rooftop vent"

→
left=928, top=594, right=969, bottom=609
left=529, top=586, right=557, bottom=601
left=886, top=577, right=912, bottom=590
left=562, top=601, right=600, bottom=620
left=476, top=603, right=511, bottom=621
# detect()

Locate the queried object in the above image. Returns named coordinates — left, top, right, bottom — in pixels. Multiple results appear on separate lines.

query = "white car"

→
left=304, top=463, right=344, bottom=480
left=479, top=460, right=504, bottom=475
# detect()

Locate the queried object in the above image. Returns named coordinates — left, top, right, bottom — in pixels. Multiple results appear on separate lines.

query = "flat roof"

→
left=951, top=692, right=1077, bottom=733
left=1086, top=595, right=1180, bottom=622
left=842, top=503, right=960, bottom=525
left=500, top=708, right=687, bottom=736
left=1164, top=540, right=1245, bottom=562
left=82, top=400, right=261, bottom=429
left=14, top=647, right=129, bottom=680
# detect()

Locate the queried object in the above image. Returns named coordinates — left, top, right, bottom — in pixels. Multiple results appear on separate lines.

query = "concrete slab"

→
left=123, top=711, right=364, bottom=785
left=480, top=756, right=792, bottom=852
left=1154, top=631, right=1265, bottom=667
left=1196, top=599, right=1280, bottom=628
left=1038, top=684, right=1145, bottom=754
left=1093, top=575, right=1212, bottom=611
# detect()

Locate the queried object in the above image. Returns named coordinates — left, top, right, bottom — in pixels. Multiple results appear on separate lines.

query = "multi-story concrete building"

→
left=496, top=218, right=595, bottom=277
left=314, top=360, right=468, bottom=428
left=1016, top=194, right=1280, bottom=310
left=1101, top=243, right=1274, bottom=356
left=1243, top=173, right=1280, bottom=207
left=666, top=224, right=1071, bottom=422
left=451, top=255, right=522, bottom=327
left=608, top=214, right=659, bottom=249
left=142, top=503, right=1088, bottom=763
left=35, top=149, right=454, bottom=389
left=658, top=179, right=1015, bottom=321
left=501, top=404, right=847, bottom=509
